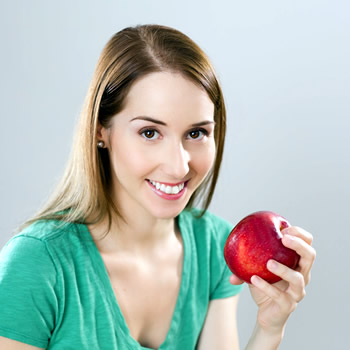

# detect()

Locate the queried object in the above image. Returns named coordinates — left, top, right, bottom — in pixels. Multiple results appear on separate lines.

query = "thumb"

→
left=230, top=274, right=245, bottom=285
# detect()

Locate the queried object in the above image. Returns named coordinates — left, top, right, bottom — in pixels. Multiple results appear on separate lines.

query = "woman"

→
left=0, top=24, right=316, bottom=349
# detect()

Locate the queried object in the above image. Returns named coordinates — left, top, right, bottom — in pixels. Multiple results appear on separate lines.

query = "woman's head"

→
left=97, top=71, right=217, bottom=221
left=25, top=24, right=227, bottom=228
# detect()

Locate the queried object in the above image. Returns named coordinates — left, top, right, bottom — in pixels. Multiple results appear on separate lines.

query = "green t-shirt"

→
left=0, top=209, right=243, bottom=349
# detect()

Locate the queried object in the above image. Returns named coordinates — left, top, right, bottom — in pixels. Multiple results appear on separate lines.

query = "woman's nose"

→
left=162, top=141, right=190, bottom=180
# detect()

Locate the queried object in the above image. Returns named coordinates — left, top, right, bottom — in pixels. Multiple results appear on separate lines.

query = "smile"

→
left=147, top=179, right=185, bottom=195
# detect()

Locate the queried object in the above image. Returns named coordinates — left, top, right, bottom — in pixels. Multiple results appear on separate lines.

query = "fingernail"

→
left=251, top=275, right=262, bottom=285
left=268, top=260, right=278, bottom=271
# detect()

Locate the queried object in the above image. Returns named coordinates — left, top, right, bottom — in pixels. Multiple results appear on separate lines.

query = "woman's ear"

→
left=97, top=122, right=104, bottom=139
left=97, top=123, right=109, bottom=148
left=96, top=123, right=108, bottom=144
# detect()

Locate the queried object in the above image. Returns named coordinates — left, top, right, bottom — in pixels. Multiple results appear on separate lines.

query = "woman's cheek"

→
left=193, top=141, right=216, bottom=178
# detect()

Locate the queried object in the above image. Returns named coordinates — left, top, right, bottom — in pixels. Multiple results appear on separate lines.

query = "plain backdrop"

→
left=1, top=1, right=349, bottom=349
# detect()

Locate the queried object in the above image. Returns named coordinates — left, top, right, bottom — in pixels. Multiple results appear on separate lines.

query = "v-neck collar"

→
left=79, top=212, right=191, bottom=349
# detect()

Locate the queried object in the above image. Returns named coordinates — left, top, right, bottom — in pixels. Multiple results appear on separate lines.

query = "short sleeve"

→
left=0, top=235, right=59, bottom=348
left=207, top=213, right=244, bottom=300
left=210, top=262, right=244, bottom=299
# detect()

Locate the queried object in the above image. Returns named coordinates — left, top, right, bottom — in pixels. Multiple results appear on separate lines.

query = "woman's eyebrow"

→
left=130, top=116, right=215, bottom=127
left=192, top=120, right=216, bottom=127
left=130, top=116, right=167, bottom=125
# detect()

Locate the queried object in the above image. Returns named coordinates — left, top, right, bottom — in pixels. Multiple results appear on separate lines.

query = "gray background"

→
left=1, top=0, right=349, bottom=349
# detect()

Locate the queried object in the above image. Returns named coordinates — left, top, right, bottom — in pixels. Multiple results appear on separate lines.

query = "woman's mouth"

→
left=147, top=179, right=185, bottom=194
left=146, top=179, right=188, bottom=200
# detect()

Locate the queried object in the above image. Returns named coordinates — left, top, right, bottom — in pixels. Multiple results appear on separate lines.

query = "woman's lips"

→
left=146, top=179, right=189, bottom=200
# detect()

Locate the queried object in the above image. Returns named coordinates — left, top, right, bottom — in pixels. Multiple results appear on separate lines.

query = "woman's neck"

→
left=88, top=210, right=179, bottom=255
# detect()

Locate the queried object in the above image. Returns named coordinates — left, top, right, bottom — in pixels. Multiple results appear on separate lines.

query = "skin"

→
left=0, top=72, right=316, bottom=349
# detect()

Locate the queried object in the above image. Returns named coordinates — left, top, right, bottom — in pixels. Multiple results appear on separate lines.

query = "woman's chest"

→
left=103, top=250, right=183, bottom=349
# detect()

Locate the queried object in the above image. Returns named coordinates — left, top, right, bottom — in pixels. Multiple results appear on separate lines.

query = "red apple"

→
left=224, top=211, right=300, bottom=284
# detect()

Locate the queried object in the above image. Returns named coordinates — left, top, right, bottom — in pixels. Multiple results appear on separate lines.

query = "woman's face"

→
left=100, top=71, right=216, bottom=220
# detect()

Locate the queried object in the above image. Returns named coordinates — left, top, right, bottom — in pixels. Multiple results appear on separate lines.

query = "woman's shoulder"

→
left=12, top=219, right=80, bottom=243
left=1, top=219, right=89, bottom=288
left=178, top=208, right=234, bottom=251
left=179, top=209, right=243, bottom=299
left=1, top=219, right=83, bottom=262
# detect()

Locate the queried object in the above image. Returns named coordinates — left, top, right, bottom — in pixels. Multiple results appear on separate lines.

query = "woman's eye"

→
left=188, top=129, right=208, bottom=140
left=140, top=129, right=159, bottom=140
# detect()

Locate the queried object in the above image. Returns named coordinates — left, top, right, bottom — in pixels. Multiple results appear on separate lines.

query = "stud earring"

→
left=97, top=141, right=105, bottom=148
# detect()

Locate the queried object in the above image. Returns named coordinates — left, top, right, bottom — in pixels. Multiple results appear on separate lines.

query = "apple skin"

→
left=224, top=211, right=300, bottom=284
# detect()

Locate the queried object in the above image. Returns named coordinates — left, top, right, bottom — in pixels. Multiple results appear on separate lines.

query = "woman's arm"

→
left=196, top=296, right=286, bottom=350
left=197, top=295, right=240, bottom=350
left=0, top=337, right=44, bottom=350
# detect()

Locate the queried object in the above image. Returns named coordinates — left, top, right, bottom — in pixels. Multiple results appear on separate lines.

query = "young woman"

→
left=0, top=24, right=316, bottom=349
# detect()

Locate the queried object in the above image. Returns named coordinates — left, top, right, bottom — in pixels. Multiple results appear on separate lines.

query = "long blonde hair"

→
left=20, top=24, right=227, bottom=232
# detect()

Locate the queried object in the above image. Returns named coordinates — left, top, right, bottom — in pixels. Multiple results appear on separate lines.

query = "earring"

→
left=97, top=141, right=105, bottom=148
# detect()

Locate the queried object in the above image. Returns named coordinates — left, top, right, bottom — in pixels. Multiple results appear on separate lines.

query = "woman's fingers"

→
left=267, top=260, right=306, bottom=302
left=282, top=226, right=314, bottom=245
left=281, top=232, right=316, bottom=285
left=229, top=274, right=245, bottom=285
left=248, top=226, right=316, bottom=331
left=250, top=275, right=297, bottom=314
left=282, top=233, right=316, bottom=265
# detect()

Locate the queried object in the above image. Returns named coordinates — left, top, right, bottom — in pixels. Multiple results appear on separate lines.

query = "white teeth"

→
left=148, top=180, right=185, bottom=195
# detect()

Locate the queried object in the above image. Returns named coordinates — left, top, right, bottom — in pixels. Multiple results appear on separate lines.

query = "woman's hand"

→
left=230, top=226, right=316, bottom=333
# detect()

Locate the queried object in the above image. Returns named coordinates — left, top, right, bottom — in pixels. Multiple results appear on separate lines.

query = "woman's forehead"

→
left=121, top=71, right=215, bottom=118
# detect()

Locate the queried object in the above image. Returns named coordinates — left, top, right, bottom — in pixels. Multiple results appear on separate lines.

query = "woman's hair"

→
left=20, top=24, right=227, bottom=233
